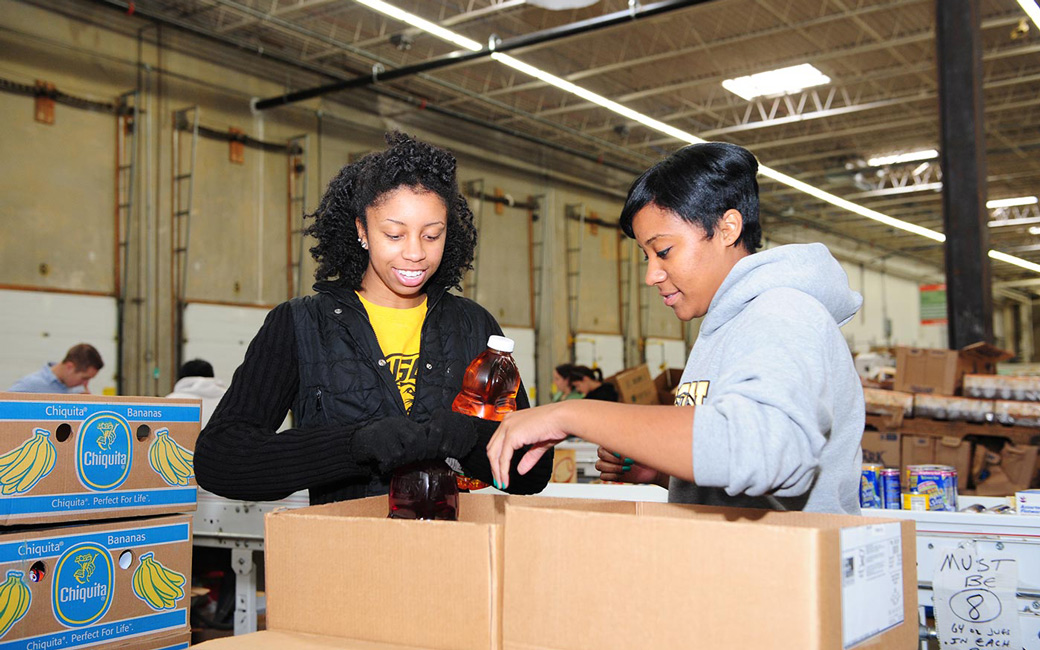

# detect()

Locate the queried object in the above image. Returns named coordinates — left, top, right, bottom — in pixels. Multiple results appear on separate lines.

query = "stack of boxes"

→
left=0, top=392, right=200, bottom=650
left=861, top=344, right=1040, bottom=508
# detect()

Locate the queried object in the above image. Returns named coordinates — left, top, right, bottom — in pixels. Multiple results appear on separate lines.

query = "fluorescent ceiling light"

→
left=987, top=196, right=1038, bottom=209
left=352, top=0, right=482, bottom=51
left=721, top=64, right=830, bottom=101
left=867, top=149, right=938, bottom=167
left=985, top=215, right=1035, bottom=227
left=1018, top=0, right=1040, bottom=29
left=354, top=1, right=1040, bottom=275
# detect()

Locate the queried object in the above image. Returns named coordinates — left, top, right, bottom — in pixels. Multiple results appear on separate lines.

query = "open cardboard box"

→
left=0, top=392, right=200, bottom=525
left=893, top=343, right=1013, bottom=396
left=258, top=493, right=916, bottom=650
left=0, top=514, right=193, bottom=649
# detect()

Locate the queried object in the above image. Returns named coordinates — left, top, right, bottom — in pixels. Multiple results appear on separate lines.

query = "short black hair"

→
left=305, top=131, right=477, bottom=292
left=62, top=344, right=103, bottom=372
left=178, top=359, right=214, bottom=379
left=619, top=142, right=762, bottom=254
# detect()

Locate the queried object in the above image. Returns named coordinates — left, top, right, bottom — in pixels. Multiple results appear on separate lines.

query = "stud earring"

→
left=361, top=240, right=368, bottom=250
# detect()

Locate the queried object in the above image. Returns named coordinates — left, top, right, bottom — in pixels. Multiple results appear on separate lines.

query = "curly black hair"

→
left=305, top=131, right=478, bottom=292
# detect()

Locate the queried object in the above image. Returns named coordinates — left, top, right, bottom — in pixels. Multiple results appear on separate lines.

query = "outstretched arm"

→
left=486, top=400, right=694, bottom=490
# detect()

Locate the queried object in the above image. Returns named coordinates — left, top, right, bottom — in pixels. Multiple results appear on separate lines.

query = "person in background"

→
left=550, top=363, right=583, bottom=402
left=8, top=343, right=103, bottom=394
left=487, top=142, right=865, bottom=515
left=194, top=132, right=552, bottom=504
left=570, top=366, right=618, bottom=402
left=166, top=359, right=227, bottom=428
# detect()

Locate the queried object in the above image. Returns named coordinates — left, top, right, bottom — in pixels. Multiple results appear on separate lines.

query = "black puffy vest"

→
left=289, top=281, right=515, bottom=504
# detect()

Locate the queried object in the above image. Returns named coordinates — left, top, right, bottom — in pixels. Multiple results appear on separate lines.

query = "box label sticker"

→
left=932, top=544, right=1022, bottom=650
left=841, top=523, right=904, bottom=648
left=76, top=412, right=133, bottom=491
left=51, top=542, right=114, bottom=626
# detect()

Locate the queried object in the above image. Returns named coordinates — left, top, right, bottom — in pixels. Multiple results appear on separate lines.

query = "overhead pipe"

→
left=253, top=0, right=713, bottom=111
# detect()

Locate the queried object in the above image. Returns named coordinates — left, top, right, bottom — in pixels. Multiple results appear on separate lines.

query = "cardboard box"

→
left=503, top=500, right=917, bottom=650
left=894, top=343, right=1013, bottom=396
left=862, top=431, right=901, bottom=468
left=264, top=494, right=916, bottom=650
left=194, top=630, right=435, bottom=649
left=0, top=392, right=200, bottom=525
left=964, top=373, right=1040, bottom=401
left=606, top=365, right=658, bottom=405
left=934, top=436, right=972, bottom=486
left=112, top=629, right=191, bottom=649
left=902, top=435, right=935, bottom=467
left=912, top=394, right=994, bottom=422
left=0, top=514, right=192, bottom=649
left=653, top=368, right=684, bottom=406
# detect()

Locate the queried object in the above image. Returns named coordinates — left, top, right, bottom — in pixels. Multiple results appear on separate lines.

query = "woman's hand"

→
left=486, top=402, right=570, bottom=490
left=595, top=446, right=661, bottom=484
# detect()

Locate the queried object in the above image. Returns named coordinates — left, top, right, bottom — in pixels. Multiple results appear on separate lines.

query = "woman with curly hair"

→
left=195, top=132, right=552, bottom=505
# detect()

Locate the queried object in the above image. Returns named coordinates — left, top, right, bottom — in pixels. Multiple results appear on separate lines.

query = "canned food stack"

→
left=860, top=463, right=959, bottom=511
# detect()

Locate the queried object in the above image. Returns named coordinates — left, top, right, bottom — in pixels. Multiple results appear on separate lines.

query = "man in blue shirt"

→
left=8, top=344, right=104, bottom=394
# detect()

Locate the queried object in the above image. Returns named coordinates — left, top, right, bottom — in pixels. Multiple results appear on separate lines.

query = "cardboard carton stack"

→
left=861, top=344, right=1040, bottom=499
left=195, top=493, right=917, bottom=649
left=0, top=392, right=200, bottom=650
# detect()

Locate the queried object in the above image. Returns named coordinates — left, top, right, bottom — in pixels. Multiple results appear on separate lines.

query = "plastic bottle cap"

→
left=487, top=335, right=515, bottom=353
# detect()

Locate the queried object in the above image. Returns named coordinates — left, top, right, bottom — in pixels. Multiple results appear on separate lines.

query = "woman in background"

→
left=571, top=366, right=618, bottom=402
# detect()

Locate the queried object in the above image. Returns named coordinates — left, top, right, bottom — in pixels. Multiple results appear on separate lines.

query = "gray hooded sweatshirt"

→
left=668, top=243, right=865, bottom=514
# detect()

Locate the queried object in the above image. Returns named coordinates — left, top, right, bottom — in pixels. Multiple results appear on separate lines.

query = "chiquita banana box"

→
left=0, top=393, right=200, bottom=526
left=0, top=514, right=191, bottom=650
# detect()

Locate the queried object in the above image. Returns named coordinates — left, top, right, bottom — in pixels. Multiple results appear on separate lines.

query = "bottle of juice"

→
left=387, top=336, right=519, bottom=519
left=451, top=335, right=520, bottom=491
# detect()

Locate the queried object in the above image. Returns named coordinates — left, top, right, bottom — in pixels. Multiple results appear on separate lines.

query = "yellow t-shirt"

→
left=357, top=292, right=427, bottom=412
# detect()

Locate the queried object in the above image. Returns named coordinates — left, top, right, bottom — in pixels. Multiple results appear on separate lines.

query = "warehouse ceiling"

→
left=79, top=0, right=1040, bottom=285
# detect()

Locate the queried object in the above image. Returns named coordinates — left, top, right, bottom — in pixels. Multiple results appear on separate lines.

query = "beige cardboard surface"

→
left=0, top=393, right=200, bottom=525
left=934, top=436, right=972, bottom=487
left=0, top=514, right=192, bottom=649
left=109, top=628, right=191, bottom=649
left=194, top=630, right=438, bottom=649
left=894, top=345, right=1013, bottom=396
left=265, top=494, right=504, bottom=650
left=902, top=435, right=936, bottom=467
left=653, top=368, right=684, bottom=406
left=894, top=347, right=960, bottom=395
left=503, top=502, right=917, bottom=650
left=606, top=365, right=657, bottom=405
left=862, top=432, right=901, bottom=468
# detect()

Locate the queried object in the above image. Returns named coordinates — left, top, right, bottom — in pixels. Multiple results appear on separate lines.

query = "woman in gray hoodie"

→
left=487, top=142, right=865, bottom=514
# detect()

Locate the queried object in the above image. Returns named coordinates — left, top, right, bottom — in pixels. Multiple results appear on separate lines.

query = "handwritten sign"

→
left=933, top=545, right=1023, bottom=650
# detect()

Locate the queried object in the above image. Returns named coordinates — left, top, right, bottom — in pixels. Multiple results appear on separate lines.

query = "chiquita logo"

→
left=52, top=542, right=114, bottom=627
left=76, top=412, right=133, bottom=491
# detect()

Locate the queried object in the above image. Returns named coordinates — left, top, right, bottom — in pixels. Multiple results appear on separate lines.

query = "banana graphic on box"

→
left=148, top=428, right=194, bottom=486
left=0, top=428, right=57, bottom=495
left=132, top=552, right=185, bottom=610
left=0, top=570, right=31, bottom=638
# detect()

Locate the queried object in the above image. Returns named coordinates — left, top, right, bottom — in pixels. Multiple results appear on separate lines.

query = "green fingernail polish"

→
left=611, top=452, right=621, bottom=458
left=623, top=457, right=634, bottom=464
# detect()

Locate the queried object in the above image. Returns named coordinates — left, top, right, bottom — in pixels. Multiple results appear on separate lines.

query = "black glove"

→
left=425, top=410, right=481, bottom=460
left=350, top=416, right=430, bottom=475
